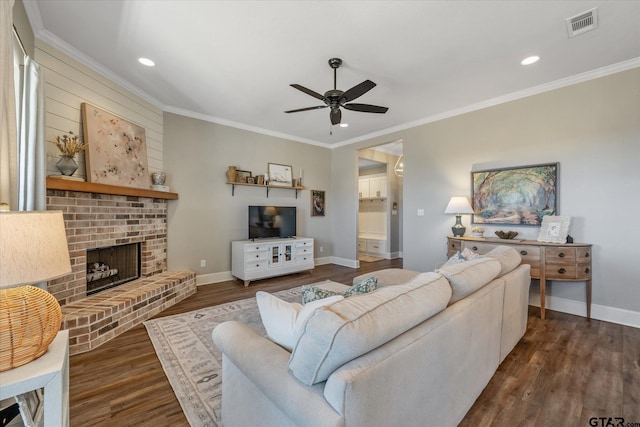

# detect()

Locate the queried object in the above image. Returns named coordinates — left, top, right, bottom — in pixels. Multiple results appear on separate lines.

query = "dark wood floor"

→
left=69, top=259, right=640, bottom=427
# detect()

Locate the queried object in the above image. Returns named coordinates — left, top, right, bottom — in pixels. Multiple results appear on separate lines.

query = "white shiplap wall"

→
left=35, top=40, right=163, bottom=179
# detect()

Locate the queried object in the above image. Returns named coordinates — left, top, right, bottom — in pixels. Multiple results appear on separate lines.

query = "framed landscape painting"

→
left=471, top=163, right=558, bottom=226
left=81, top=103, right=150, bottom=189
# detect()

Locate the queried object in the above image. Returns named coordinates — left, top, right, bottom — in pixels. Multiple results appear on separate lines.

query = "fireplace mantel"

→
left=46, top=177, right=178, bottom=200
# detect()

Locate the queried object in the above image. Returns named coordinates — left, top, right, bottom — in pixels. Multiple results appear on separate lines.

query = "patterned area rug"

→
left=144, top=287, right=302, bottom=427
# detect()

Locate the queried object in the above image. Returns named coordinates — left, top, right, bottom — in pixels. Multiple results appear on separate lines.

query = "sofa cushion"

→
left=256, top=291, right=344, bottom=351
left=484, top=245, right=522, bottom=277
left=301, top=277, right=378, bottom=304
left=288, top=272, right=452, bottom=385
left=351, top=268, right=421, bottom=287
left=438, top=257, right=501, bottom=304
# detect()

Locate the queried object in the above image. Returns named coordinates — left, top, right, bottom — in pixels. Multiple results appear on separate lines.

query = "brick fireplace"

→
left=46, top=189, right=169, bottom=305
left=45, top=180, right=196, bottom=354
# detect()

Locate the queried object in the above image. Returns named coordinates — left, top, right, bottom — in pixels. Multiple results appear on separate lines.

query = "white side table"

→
left=0, top=330, right=69, bottom=427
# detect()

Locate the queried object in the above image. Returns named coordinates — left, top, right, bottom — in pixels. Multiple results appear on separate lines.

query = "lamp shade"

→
left=0, top=211, right=71, bottom=371
left=444, top=197, right=474, bottom=215
left=0, top=211, right=72, bottom=288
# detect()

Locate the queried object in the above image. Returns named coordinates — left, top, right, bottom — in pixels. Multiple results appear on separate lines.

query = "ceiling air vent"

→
left=566, top=8, right=599, bottom=38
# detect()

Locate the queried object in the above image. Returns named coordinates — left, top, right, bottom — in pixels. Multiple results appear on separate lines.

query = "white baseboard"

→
left=529, top=292, right=640, bottom=328
left=197, top=271, right=233, bottom=285
left=314, top=256, right=333, bottom=266
left=331, top=257, right=359, bottom=268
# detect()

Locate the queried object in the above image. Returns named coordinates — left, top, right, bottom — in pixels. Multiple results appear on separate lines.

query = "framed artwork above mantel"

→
left=471, top=162, right=558, bottom=226
left=81, top=103, right=151, bottom=189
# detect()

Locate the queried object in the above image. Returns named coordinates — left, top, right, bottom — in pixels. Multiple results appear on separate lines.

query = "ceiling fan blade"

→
left=285, top=105, right=327, bottom=113
left=290, top=84, right=325, bottom=101
left=343, top=103, right=389, bottom=114
left=341, top=80, right=376, bottom=102
left=330, top=108, right=341, bottom=125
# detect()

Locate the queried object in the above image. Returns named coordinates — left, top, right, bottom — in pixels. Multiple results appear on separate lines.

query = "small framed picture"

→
left=236, top=170, right=252, bottom=183
left=247, top=177, right=255, bottom=184
left=311, top=190, right=325, bottom=216
left=537, top=215, right=571, bottom=243
left=268, top=163, right=293, bottom=187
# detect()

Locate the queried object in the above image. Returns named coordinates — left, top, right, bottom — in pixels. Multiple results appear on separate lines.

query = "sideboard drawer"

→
left=462, top=241, right=494, bottom=254
left=545, top=264, right=578, bottom=279
left=448, top=239, right=461, bottom=256
left=577, top=248, right=592, bottom=262
left=545, top=247, right=576, bottom=263
left=576, top=263, right=592, bottom=280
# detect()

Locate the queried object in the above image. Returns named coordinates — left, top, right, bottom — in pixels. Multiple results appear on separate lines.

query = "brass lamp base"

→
left=0, top=285, right=62, bottom=371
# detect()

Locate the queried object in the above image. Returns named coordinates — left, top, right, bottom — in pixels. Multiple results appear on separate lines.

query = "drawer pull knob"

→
left=585, top=252, right=590, bottom=257
left=585, top=268, right=590, bottom=273
left=558, top=253, right=565, bottom=258
left=520, top=250, right=528, bottom=256
left=472, top=246, right=478, bottom=251
left=558, top=268, right=566, bottom=274
left=256, top=254, right=259, bottom=258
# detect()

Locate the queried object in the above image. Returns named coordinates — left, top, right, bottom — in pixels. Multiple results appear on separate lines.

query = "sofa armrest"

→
left=212, top=321, right=341, bottom=427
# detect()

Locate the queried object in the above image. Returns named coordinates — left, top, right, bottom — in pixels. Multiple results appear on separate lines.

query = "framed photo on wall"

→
left=268, top=163, right=293, bottom=187
left=471, top=162, right=558, bottom=226
left=311, top=190, right=325, bottom=216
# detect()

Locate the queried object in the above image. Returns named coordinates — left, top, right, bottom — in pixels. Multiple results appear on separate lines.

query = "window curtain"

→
left=17, top=57, right=46, bottom=211
left=0, top=0, right=17, bottom=209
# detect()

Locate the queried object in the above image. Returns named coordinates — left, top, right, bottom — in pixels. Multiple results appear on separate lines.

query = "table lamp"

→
left=0, top=211, right=71, bottom=371
left=444, top=196, right=474, bottom=237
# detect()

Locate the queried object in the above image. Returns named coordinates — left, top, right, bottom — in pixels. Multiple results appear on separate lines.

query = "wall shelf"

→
left=46, top=177, right=178, bottom=200
left=227, top=182, right=305, bottom=199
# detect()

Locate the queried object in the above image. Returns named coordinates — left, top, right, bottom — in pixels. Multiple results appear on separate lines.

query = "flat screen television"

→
left=248, top=206, right=296, bottom=239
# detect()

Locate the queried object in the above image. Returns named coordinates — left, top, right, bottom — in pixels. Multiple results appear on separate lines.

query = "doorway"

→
left=357, top=140, right=403, bottom=262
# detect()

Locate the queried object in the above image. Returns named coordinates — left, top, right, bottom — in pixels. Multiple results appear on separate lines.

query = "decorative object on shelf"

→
left=236, top=169, right=252, bottom=183
left=268, top=163, right=293, bottom=187
left=151, top=171, right=166, bottom=185
left=311, top=190, right=325, bottom=216
left=537, top=215, right=571, bottom=243
left=471, top=227, right=485, bottom=237
left=393, top=155, right=404, bottom=177
left=299, top=169, right=303, bottom=186
left=52, top=131, right=86, bottom=176
left=472, top=163, right=558, bottom=226
left=81, top=103, right=150, bottom=189
left=247, top=177, right=255, bottom=184
left=444, top=196, right=474, bottom=237
left=0, top=211, right=72, bottom=371
left=256, top=175, right=264, bottom=185
left=226, top=166, right=237, bottom=183
left=495, top=230, right=519, bottom=239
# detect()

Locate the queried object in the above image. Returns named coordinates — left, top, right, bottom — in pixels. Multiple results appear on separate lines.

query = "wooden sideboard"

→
left=447, top=236, right=592, bottom=320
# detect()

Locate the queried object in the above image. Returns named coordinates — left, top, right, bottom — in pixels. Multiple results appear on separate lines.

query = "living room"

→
left=2, top=1, right=639, bottom=426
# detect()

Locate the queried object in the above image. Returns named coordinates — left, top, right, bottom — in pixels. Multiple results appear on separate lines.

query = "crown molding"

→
left=163, top=105, right=331, bottom=148
left=332, top=57, right=640, bottom=149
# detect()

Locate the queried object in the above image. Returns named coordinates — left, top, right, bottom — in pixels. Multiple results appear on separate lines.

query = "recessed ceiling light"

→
left=138, top=57, right=155, bottom=67
left=521, top=56, right=540, bottom=66
left=339, top=123, right=349, bottom=128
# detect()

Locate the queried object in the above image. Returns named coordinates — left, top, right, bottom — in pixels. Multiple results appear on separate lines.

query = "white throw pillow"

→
left=256, top=291, right=343, bottom=351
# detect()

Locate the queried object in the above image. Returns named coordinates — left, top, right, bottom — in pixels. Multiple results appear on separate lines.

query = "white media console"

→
left=231, top=237, right=314, bottom=286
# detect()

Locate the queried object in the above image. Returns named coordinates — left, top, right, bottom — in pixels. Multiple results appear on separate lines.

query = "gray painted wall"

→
left=163, top=113, right=332, bottom=279
left=330, top=68, right=640, bottom=316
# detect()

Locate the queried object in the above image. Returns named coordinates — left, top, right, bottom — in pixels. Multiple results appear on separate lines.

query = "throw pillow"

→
left=461, top=247, right=481, bottom=260
left=440, top=251, right=466, bottom=268
left=301, top=277, right=378, bottom=303
left=256, top=291, right=344, bottom=351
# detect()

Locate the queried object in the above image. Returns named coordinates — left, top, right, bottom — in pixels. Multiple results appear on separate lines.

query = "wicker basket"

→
left=0, top=285, right=62, bottom=371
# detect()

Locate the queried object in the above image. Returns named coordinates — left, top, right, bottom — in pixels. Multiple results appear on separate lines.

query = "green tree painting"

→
left=472, top=163, right=557, bottom=225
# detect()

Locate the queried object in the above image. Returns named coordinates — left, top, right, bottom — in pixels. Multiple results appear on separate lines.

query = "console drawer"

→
left=545, top=264, right=578, bottom=280
left=245, top=260, right=268, bottom=271
left=545, top=247, right=576, bottom=263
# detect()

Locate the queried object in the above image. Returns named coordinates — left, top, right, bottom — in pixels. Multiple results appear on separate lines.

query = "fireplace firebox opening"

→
left=86, top=243, right=141, bottom=295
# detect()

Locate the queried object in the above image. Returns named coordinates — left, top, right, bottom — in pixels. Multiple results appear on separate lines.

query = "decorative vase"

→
left=226, top=166, right=237, bottom=183
left=151, top=171, right=166, bottom=185
left=56, top=155, right=78, bottom=176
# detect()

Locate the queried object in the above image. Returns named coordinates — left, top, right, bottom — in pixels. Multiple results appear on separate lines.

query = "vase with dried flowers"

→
left=53, top=131, right=87, bottom=176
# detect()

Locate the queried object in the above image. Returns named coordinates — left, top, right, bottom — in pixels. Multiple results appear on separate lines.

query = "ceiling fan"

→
left=285, top=58, right=389, bottom=125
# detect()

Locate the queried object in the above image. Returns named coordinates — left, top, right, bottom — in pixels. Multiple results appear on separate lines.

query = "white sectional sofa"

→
left=212, top=246, right=531, bottom=427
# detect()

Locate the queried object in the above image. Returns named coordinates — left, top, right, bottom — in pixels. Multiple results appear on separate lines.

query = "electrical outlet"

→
left=417, top=209, right=424, bottom=216
left=319, top=246, right=324, bottom=252
left=200, top=259, right=206, bottom=268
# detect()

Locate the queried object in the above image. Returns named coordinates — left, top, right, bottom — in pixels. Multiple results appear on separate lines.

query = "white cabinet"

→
left=358, top=175, right=387, bottom=199
left=232, top=237, right=314, bottom=286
